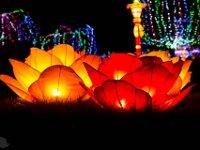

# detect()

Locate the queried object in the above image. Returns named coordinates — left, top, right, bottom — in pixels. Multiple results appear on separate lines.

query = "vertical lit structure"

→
left=127, top=0, right=147, bottom=57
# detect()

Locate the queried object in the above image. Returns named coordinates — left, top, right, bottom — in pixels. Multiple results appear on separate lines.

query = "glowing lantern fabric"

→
left=47, top=44, right=85, bottom=66
left=0, top=59, right=40, bottom=102
left=71, top=54, right=102, bottom=87
left=98, top=53, right=143, bottom=80
left=29, top=65, right=85, bottom=103
left=83, top=52, right=194, bottom=111
left=121, top=63, right=178, bottom=108
left=94, top=80, right=152, bottom=111
left=0, top=44, right=102, bottom=103
left=25, top=47, right=63, bottom=72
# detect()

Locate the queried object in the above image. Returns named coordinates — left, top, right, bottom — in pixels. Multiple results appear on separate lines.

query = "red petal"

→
left=94, top=80, right=152, bottom=111
left=122, top=63, right=177, bottom=106
left=140, top=56, right=163, bottom=65
left=162, top=61, right=183, bottom=78
left=79, top=82, right=103, bottom=108
left=158, top=84, right=196, bottom=111
left=99, top=53, right=143, bottom=79
left=83, top=62, right=109, bottom=88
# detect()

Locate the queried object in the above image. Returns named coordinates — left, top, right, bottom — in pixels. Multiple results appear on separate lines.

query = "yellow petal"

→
left=181, top=71, right=192, bottom=89
left=80, top=93, right=91, bottom=101
left=170, top=57, right=180, bottom=64
left=70, top=54, right=102, bottom=87
left=179, top=60, right=192, bottom=80
left=47, top=44, right=81, bottom=66
left=0, top=75, right=34, bottom=102
left=140, top=51, right=170, bottom=62
left=167, top=76, right=182, bottom=96
left=25, top=47, right=63, bottom=72
left=9, top=59, right=40, bottom=90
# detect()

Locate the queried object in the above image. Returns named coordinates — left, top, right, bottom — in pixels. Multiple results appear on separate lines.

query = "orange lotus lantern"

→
left=82, top=52, right=195, bottom=111
left=0, top=44, right=102, bottom=103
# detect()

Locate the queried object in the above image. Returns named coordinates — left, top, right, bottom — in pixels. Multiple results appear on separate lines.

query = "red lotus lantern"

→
left=82, top=52, right=195, bottom=111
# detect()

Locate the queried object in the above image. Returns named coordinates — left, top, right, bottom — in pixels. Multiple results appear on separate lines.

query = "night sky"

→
left=0, top=0, right=136, bottom=54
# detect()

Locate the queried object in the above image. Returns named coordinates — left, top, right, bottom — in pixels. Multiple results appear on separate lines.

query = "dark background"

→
left=0, top=0, right=135, bottom=54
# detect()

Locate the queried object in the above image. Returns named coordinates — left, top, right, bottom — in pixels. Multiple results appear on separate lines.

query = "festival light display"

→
left=0, top=9, right=98, bottom=55
left=140, top=0, right=200, bottom=57
left=0, top=9, right=39, bottom=46
left=40, top=24, right=98, bottom=54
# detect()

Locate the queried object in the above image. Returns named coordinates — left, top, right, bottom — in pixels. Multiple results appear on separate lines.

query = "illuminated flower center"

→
left=142, top=86, right=156, bottom=97
left=52, top=89, right=62, bottom=96
left=114, top=71, right=126, bottom=80
left=117, top=99, right=126, bottom=108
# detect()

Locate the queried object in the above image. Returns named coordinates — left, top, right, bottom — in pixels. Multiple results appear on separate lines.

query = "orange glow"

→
left=0, top=44, right=100, bottom=103
left=113, top=71, right=126, bottom=80
left=142, top=86, right=156, bottom=97
left=135, top=45, right=141, bottom=49
left=117, top=99, right=126, bottom=108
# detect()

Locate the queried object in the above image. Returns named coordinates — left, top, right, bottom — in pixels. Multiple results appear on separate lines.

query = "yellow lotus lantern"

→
left=0, top=44, right=102, bottom=103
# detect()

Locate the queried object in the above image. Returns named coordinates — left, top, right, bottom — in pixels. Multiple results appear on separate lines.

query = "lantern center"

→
left=52, top=89, right=62, bottom=96
left=117, top=99, right=126, bottom=108
left=114, top=71, right=126, bottom=80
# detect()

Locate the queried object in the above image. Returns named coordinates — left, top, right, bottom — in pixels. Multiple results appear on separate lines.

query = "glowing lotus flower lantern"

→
left=0, top=44, right=102, bottom=103
left=81, top=51, right=194, bottom=111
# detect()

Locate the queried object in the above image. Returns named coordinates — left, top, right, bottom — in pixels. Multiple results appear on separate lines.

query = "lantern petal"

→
left=29, top=65, right=86, bottom=103
left=161, top=61, right=174, bottom=73
left=140, top=51, right=170, bottom=62
left=162, top=61, right=183, bottom=77
left=179, top=60, right=192, bottom=81
left=79, top=82, right=102, bottom=107
left=47, top=44, right=81, bottom=66
left=94, top=80, right=152, bottom=111
left=122, top=63, right=177, bottom=106
left=80, top=93, right=91, bottom=101
left=99, top=53, right=143, bottom=80
left=158, top=84, right=195, bottom=111
left=25, top=47, right=63, bottom=72
left=167, top=76, right=182, bottom=96
left=140, top=56, right=163, bottom=65
left=71, top=54, right=102, bottom=87
left=83, top=62, right=109, bottom=88
left=135, top=89, right=152, bottom=111
left=171, top=56, right=180, bottom=64
left=0, top=75, right=34, bottom=102
left=9, top=58, right=40, bottom=90
left=181, top=71, right=192, bottom=89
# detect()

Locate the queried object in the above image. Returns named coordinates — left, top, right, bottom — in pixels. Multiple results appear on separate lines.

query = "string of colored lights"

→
left=140, top=0, right=200, bottom=57
left=0, top=9, right=98, bottom=55
left=40, top=24, right=97, bottom=55
left=0, top=9, right=39, bottom=46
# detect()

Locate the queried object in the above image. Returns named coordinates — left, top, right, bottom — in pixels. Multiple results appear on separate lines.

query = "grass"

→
left=0, top=82, right=200, bottom=148
left=0, top=88, right=200, bottom=148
